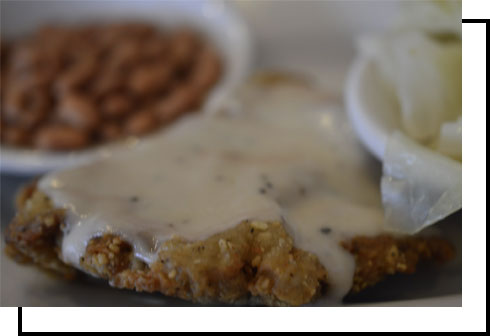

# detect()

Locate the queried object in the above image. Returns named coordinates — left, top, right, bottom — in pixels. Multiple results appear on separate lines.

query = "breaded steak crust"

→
left=4, top=186, right=454, bottom=306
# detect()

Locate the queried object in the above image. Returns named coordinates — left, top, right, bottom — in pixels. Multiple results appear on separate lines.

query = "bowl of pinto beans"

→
left=0, top=0, right=252, bottom=174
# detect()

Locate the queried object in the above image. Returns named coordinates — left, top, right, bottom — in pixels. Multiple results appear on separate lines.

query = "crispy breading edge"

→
left=4, top=187, right=454, bottom=306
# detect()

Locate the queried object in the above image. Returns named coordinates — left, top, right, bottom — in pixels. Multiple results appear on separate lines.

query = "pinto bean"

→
left=34, top=125, right=90, bottom=150
left=153, top=86, right=199, bottom=123
left=141, top=37, right=169, bottom=61
left=9, top=42, right=43, bottom=73
left=169, top=29, right=199, bottom=69
left=108, top=39, right=142, bottom=71
left=1, top=126, right=30, bottom=146
left=100, top=93, right=132, bottom=119
left=128, top=63, right=173, bottom=97
left=56, top=54, right=98, bottom=93
left=190, top=47, right=222, bottom=91
left=91, top=71, right=125, bottom=98
left=3, top=86, right=49, bottom=128
left=57, top=93, right=99, bottom=130
left=99, top=122, right=123, bottom=141
left=124, top=110, right=157, bottom=135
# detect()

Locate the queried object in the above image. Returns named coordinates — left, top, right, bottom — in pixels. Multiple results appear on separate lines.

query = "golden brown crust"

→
left=4, top=187, right=455, bottom=306
left=341, top=235, right=455, bottom=293
left=110, top=221, right=328, bottom=306
left=5, top=186, right=76, bottom=279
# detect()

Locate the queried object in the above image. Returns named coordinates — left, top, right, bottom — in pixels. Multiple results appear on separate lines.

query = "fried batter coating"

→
left=4, top=187, right=454, bottom=306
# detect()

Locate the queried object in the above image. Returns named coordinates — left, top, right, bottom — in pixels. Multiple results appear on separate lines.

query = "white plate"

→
left=344, top=56, right=401, bottom=160
left=0, top=0, right=253, bottom=175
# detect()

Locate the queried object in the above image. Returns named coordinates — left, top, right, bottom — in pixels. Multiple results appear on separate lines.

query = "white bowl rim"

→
left=345, top=55, right=391, bottom=161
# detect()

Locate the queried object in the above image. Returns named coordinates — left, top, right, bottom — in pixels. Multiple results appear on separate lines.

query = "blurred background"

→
left=235, top=0, right=398, bottom=93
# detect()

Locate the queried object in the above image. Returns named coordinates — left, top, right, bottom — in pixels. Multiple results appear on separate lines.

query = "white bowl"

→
left=0, top=0, right=253, bottom=175
left=344, top=55, right=401, bottom=160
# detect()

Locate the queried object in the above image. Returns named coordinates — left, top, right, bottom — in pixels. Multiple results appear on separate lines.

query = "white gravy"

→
left=38, top=85, right=385, bottom=302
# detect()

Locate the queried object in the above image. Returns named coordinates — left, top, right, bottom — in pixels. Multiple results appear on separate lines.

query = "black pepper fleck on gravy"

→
left=320, top=227, right=332, bottom=235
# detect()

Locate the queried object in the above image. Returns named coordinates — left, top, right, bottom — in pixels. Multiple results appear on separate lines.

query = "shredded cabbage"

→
left=360, top=32, right=461, bottom=143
